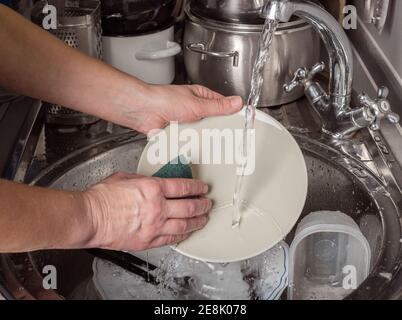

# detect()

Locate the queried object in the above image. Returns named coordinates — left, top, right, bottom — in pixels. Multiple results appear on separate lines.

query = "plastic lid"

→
left=292, top=211, right=371, bottom=252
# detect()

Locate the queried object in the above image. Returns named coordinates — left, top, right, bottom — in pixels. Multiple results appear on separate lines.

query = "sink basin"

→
left=2, top=131, right=401, bottom=300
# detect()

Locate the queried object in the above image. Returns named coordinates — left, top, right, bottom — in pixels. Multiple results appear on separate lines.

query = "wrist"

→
left=71, top=191, right=99, bottom=249
left=108, top=77, right=155, bottom=130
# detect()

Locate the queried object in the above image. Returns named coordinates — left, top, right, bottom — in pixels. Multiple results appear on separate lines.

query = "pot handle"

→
left=186, top=43, right=239, bottom=67
left=135, top=41, right=182, bottom=61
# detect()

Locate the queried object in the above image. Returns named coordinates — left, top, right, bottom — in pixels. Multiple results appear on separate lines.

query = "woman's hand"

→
left=119, top=84, right=244, bottom=134
left=83, top=172, right=212, bottom=251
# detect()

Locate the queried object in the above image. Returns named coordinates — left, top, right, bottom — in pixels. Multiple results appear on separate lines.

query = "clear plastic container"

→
left=288, top=211, right=371, bottom=300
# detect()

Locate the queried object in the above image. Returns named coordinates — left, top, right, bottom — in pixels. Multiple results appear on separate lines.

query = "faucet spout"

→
left=262, top=0, right=353, bottom=116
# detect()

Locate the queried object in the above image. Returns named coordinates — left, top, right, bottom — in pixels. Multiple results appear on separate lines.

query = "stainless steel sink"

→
left=2, top=124, right=400, bottom=300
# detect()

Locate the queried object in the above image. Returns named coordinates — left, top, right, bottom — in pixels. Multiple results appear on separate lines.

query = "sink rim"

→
left=1, top=131, right=401, bottom=300
left=31, top=132, right=402, bottom=299
left=293, top=134, right=402, bottom=299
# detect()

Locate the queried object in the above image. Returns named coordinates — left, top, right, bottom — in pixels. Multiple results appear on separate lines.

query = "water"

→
left=156, top=251, right=250, bottom=299
left=146, top=251, right=150, bottom=283
left=232, top=17, right=279, bottom=228
left=88, top=242, right=289, bottom=300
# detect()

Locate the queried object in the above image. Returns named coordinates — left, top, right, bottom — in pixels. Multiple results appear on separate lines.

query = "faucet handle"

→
left=309, top=62, right=326, bottom=77
left=358, top=86, right=400, bottom=131
left=284, top=62, right=325, bottom=93
left=377, top=86, right=389, bottom=100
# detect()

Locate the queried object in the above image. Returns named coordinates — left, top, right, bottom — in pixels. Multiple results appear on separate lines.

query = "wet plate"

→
left=138, top=109, right=308, bottom=262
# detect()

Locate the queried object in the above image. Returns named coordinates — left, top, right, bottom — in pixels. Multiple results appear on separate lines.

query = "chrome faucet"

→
left=261, top=0, right=400, bottom=139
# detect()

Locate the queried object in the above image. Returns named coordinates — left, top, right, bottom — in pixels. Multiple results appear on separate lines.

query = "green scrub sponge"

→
left=152, top=155, right=193, bottom=179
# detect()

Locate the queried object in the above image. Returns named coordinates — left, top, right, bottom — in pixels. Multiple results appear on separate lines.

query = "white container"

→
left=102, top=25, right=181, bottom=85
left=288, top=211, right=371, bottom=300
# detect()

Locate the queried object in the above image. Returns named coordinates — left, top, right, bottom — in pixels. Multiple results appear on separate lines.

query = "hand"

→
left=83, top=172, right=212, bottom=251
left=123, top=84, right=243, bottom=134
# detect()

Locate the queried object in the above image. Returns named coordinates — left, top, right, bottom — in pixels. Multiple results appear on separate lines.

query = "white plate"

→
left=138, top=109, right=308, bottom=262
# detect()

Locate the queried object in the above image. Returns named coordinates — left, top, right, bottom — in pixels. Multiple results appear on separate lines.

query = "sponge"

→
left=152, top=155, right=193, bottom=179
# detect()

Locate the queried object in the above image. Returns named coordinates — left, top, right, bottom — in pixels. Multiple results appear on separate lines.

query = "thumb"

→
left=198, top=96, right=243, bottom=118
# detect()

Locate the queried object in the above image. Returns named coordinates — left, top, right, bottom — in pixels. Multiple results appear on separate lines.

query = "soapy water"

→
left=89, top=243, right=288, bottom=300
left=154, top=244, right=288, bottom=300
left=155, top=251, right=250, bottom=299
left=293, top=278, right=354, bottom=300
left=232, top=16, right=279, bottom=228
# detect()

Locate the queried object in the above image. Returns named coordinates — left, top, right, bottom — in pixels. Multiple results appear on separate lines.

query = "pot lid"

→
left=189, top=0, right=268, bottom=24
left=188, top=0, right=320, bottom=25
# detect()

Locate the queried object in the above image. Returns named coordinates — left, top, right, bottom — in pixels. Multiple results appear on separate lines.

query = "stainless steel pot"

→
left=189, top=0, right=267, bottom=24
left=183, top=9, right=320, bottom=107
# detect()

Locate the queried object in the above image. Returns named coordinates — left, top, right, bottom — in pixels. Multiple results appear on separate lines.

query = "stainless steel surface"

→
left=184, top=10, right=320, bottom=107
left=262, top=0, right=399, bottom=140
left=0, top=88, right=20, bottom=104
left=363, top=0, right=390, bottom=34
left=283, top=61, right=400, bottom=138
left=262, top=0, right=354, bottom=127
left=44, top=104, right=98, bottom=126
left=189, top=0, right=268, bottom=23
left=32, top=0, right=103, bottom=59
left=1, top=0, right=402, bottom=298
left=347, top=15, right=402, bottom=176
left=1, top=95, right=401, bottom=299
left=0, top=98, right=44, bottom=182
left=284, top=61, right=326, bottom=94
left=4, top=100, right=43, bottom=183
left=31, top=0, right=102, bottom=125
left=44, top=120, right=112, bottom=162
left=186, top=43, right=239, bottom=67
left=348, top=17, right=402, bottom=117
left=358, top=87, right=400, bottom=131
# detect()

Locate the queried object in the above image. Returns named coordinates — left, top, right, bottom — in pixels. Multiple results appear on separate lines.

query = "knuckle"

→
left=171, top=235, right=187, bottom=245
left=216, top=99, right=226, bottom=113
left=165, top=235, right=177, bottom=245
left=205, top=199, right=212, bottom=211
left=187, top=201, right=196, bottom=216
left=193, top=84, right=203, bottom=95
left=197, top=216, right=208, bottom=228
left=199, top=201, right=207, bottom=213
left=181, top=181, right=191, bottom=196
left=149, top=201, right=163, bottom=216
left=141, top=227, right=156, bottom=243
left=134, top=240, right=148, bottom=251
left=191, top=99, right=206, bottom=118
left=141, top=179, right=163, bottom=198
left=178, top=220, right=189, bottom=234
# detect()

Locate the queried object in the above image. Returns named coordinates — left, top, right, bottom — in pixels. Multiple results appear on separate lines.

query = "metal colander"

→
left=32, top=0, right=103, bottom=125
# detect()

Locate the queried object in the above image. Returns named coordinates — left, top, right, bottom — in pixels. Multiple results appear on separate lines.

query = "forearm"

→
left=0, top=4, right=150, bottom=129
left=0, top=179, right=94, bottom=252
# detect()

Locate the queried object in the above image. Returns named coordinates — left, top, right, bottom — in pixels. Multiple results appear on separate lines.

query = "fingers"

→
left=191, top=85, right=225, bottom=100
left=148, top=233, right=191, bottom=248
left=161, top=215, right=209, bottom=235
left=165, top=198, right=212, bottom=218
left=189, top=85, right=243, bottom=118
left=197, top=95, right=243, bottom=118
left=159, top=178, right=209, bottom=198
left=146, top=214, right=210, bottom=249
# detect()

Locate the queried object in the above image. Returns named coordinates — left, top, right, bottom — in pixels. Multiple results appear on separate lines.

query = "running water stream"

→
left=232, top=17, right=279, bottom=228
